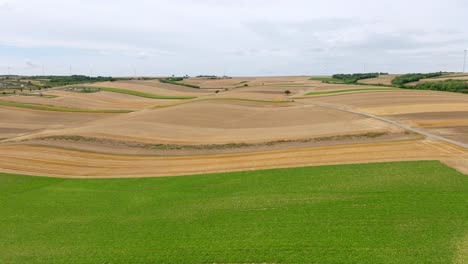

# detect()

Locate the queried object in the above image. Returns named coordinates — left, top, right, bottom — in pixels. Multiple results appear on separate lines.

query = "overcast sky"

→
left=1, top=0, right=467, bottom=76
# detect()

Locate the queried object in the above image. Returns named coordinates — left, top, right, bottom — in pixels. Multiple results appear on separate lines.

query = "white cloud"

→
left=1, top=0, right=467, bottom=75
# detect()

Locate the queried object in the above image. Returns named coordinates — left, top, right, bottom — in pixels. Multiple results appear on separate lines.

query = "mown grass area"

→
left=89, top=86, right=196, bottom=99
left=0, top=99, right=132, bottom=113
left=0, top=161, right=467, bottom=263
left=305, top=87, right=401, bottom=96
left=309, top=77, right=346, bottom=83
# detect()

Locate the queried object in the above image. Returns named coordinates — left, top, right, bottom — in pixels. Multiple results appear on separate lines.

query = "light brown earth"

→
left=0, top=106, right=113, bottom=139
left=8, top=100, right=401, bottom=145
left=307, top=89, right=468, bottom=144
left=90, top=80, right=211, bottom=97
left=1, top=77, right=467, bottom=177
left=0, top=140, right=466, bottom=178
left=4, top=90, right=164, bottom=110
left=357, top=74, right=399, bottom=85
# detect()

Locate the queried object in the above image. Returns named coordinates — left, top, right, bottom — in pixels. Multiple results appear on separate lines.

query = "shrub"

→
left=406, top=80, right=468, bottom=94
left=391, top=72, right=443, bottom=86
left=331, top=73, right=381, bottom=83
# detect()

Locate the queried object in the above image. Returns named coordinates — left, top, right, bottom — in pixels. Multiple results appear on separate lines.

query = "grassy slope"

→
left=0, top=99, right=132, bottom=113
left=90, top=86, right=196, bottom=99
left=305, top=87, right=401, bottom=96
left=0, top=161, right=467, bottom=263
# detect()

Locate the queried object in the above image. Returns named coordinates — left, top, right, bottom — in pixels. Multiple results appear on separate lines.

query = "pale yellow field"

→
left=4, top=90, right=163, bottom=110
left=0, top=140, right=465, bottom=178
left=1, top=77, right=467, bottom=177
left=357, top=74, right=399, bottom=85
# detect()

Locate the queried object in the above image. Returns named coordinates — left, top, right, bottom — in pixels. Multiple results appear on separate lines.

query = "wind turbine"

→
left=463, top=50, right=467, bottom=73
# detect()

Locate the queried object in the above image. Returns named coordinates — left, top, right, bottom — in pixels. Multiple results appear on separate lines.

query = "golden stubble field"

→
left=0, top=76, right=467, bottom=177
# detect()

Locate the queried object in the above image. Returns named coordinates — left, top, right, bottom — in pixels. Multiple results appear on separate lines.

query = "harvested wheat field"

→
left=0, top=77, right=467, bottom=177
left=90, top=80, right=210, bottom=97
left=302, top=89, right=468, bottom=145
left=6, top=99, right=402, bottom=145
left=2, top=90, right=165, bottom=110
left=0, top=139, right=466, bottom=177
left=0, top=106, right=114, bottom=139
left=357, top=74, right=399, bottom=85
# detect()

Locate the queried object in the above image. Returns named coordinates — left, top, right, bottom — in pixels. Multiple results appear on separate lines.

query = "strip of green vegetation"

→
left=429, top=73, right=468, bottom=79
left=0, top=161, right=467, bottom=263
left=18, top=93, right=58, bottom=98
left=68, top=87, right=100, bottom=93
left=159, top=77, right=201, bottom=89
left=28, top=75, right=134, bottom=88
left=305, top=87, right=400, bottom=96
left=0, top=100, right=132, bottom=113
left=38, top=132, right=388, bottom=151
left=88, top=86, right=195, bottom=99
left=406, top=80, right=468, bottom=94
left=311, top=73, right=388, bottom=84
left=392, top=72, right=443, bottom=86
left=309, top=77, right=346, bottom=83
left=331, top=73, right=382, bottom=83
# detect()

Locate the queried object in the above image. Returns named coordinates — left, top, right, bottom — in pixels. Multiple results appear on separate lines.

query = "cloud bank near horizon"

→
left=1, top=0, right=467, bottom=76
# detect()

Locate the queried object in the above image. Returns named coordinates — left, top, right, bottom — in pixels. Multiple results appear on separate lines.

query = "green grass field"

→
left=1, top=161, right=467, bottom=263
left=87, top=86, right=196, bottom=99
left=0, top=99, right=132, bottom=113
left=305, top=88, right=401, bottom=96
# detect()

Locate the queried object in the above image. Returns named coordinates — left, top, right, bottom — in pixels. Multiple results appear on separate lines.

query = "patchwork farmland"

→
left=0, top=74, right=467, bottom=263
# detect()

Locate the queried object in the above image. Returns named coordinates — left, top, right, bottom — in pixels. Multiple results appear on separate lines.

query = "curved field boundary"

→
left=0, top=99, right=132, bottom=113
left=305, top=88, right=401, bottom=96
left=0, top=140, right=465, bottom=178
left=88, top=86, right=196, bottom=100
left=313, top=103, right=468, bottom=149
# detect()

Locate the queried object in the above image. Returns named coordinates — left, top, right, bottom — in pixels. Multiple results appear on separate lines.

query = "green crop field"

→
left=1, top=161, right=467, bottom=263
